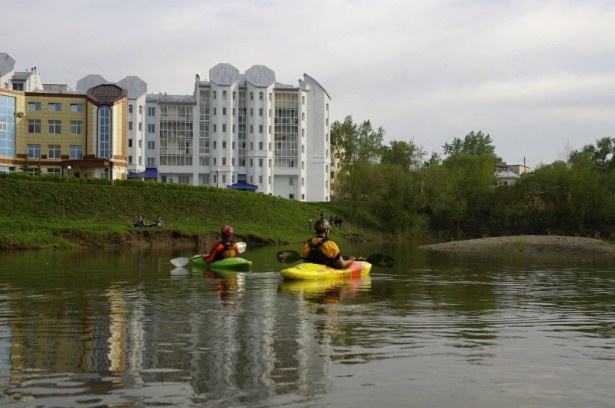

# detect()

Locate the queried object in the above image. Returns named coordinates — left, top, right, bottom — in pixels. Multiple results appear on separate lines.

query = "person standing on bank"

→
left=204, top=225, right=239, bottom=264
left=303, top=218, right=355, bottom=268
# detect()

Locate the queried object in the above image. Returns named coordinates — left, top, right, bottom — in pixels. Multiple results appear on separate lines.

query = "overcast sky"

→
left=4, top=0, right=615, bottom=169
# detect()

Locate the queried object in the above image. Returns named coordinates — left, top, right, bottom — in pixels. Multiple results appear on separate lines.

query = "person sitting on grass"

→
left=151, top=216, right=163, bottom=228
left=133, top=215, right=146, bottom=227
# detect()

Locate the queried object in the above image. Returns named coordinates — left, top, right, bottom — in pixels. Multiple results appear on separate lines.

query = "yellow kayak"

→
left=280, top=261, right=372, bottom=280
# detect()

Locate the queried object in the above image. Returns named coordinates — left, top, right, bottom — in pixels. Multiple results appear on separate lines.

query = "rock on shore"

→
left=420, top=235, right=615, bottom=255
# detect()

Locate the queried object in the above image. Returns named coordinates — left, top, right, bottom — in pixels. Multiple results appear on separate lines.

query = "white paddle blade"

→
left=170, top=257, right=190, bottom=267
left=237, top=242, right=247, bottom=253
left=170, top=267, right=189, bottom=276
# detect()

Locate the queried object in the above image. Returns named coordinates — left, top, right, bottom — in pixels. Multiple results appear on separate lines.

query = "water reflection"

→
left=0, top=245, right=614, bottom=407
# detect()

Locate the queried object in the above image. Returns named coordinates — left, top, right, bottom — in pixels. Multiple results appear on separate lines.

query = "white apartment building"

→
left=145, top=63, right=332, bottom=202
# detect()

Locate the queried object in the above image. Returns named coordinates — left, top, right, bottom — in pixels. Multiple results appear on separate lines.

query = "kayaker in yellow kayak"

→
left=303, top=218, right=355, bottom=268
left=204, top=225, right=239, bottom=264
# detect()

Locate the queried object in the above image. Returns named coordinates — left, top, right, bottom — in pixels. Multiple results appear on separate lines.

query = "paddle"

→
left=276, top=249, right=395, bottom=267
left=171, top=242, right=246, bottom=267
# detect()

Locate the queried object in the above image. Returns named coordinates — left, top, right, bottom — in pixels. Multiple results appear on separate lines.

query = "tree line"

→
left=331, top=115, right=615, bottom=240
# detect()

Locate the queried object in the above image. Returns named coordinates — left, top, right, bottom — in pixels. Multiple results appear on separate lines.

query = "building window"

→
left=148, top=124, right=155, bottom=133
left=128, top=155, right=133, bottom=164
left=71, top=120, right=82, bottom=135
left=129, top=104, right=133, bottom=113
left=222, top=124, right=227, bottom=132
left=128, top=139, right=133, bottom=148
left=27, top=144, right=41, bottom=158
left=259, top=108, right=263, bottom=116
left=48, top=103, right=61, bottom=112
left=222, top=141, right=227, bottom=149
left=148, top=107, right=155, bottom=116
left=48, top=144, right=61, bottom=159
left=70, top=104, right=84, bottom=112
left=48, top=120, right=61, bottom=134
left=250, top=92, right=253, bottom=100
left=213, top=91, right=217, bottom=99
left=302, top=95, right=306, bottom=105
left=138, top=105, right=143, bottom=114
left=259, top=125, right=263, bottom=133
left=259, top=92, right=263, bottom=100
left=99, top=105, right=110, bottom=158
left=128, top=121, right=133, bottom=130
left=27, top=102, right=41, bottom=111
left=222, top=107, right=226, bottom=115
left=259, top=158, right=263, bottom=167
left=148, top=141, right=155, bottom=149
left=147, top=157, right=155, bottom=166
left=70, top=145, right=83, bottom=159
left=28, top=119, right=41, bottom=133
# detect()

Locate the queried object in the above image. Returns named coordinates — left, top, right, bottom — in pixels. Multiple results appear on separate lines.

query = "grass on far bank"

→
left=0, top=174, right=378, bottom=250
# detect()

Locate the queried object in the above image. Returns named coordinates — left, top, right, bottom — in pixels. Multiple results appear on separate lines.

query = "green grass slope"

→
left=0, top=174, right=376, bottom=249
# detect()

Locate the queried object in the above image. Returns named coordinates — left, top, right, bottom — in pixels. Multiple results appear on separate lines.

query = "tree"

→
left=330, top=116, right=385, bottom=219
left=442, top=130, right=498, bottom=158
left=568, top=137, right=615, bottom=172
left=381, top=140, right=425, bottom=172
left=331, top=115, right=385, bottom=165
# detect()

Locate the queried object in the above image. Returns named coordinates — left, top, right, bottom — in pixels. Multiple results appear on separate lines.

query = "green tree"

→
left=331, top=116, right=384, bottom=164
left=569, top=137, right=615, bottom=172
left=381, top=140, right=425, bottom=172
left=331, top=116, right=385, bottom=219
left=443, top=130, right=498, bottom=158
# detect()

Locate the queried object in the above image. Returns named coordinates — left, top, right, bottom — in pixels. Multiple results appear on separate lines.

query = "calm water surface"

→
left=0, top=243, right=614, bottom=407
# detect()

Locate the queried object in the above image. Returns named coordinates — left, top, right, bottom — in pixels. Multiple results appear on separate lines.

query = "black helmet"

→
left=315, top=218, right=330, bottom=232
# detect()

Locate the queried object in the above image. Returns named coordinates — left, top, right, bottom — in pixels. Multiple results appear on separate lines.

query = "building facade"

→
left=1, top=53, right=332, bottom=201
left=142, top=63, right=332, bottom=201
left=0, top=52, right=128, bottom=179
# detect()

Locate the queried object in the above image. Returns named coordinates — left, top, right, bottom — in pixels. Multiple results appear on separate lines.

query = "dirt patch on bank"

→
left=420, top=235, right=615, bottom=255
left=54, top=230, right=279, bottom=250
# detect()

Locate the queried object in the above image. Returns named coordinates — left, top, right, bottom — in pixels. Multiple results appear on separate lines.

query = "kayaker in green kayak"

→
left=303, top=218, right=355, bottom=268
left=203, top=225, right=240, bottom=264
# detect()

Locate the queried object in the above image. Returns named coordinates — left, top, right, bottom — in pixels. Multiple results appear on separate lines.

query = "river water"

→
left=0, top=242, right=614, bottom=407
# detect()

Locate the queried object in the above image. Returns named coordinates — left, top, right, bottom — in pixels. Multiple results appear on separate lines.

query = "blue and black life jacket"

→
left=305, top=237, right=337, bottom=267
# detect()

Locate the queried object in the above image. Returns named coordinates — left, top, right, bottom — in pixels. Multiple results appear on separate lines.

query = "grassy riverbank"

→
left=0, top=174, right=384, bottom=250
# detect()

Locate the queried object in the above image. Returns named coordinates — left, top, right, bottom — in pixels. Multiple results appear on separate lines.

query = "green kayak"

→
left=192, top=256, right=253, bottom=271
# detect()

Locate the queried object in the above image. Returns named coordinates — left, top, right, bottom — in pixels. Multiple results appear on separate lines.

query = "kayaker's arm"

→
left=336, top=255, right=356, bottom=268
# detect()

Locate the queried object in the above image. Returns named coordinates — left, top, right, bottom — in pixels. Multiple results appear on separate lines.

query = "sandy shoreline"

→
left=419, top=235, right=615, bottom=255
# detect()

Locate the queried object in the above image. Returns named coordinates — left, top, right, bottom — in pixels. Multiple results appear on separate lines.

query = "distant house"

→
left=495, top=162, right=530, bottom=187
left=495, top=169, right=520, bottom=187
